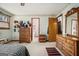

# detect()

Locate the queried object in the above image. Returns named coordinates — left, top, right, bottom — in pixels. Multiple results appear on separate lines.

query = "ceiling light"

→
left=20, top=3, right=25, bottom=6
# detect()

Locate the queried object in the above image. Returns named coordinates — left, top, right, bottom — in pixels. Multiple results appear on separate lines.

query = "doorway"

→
left=31, top=18, right=40, bottom=43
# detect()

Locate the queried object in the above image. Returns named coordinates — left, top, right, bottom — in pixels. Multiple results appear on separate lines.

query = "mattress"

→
left=0, top=44, right=29, bottom=56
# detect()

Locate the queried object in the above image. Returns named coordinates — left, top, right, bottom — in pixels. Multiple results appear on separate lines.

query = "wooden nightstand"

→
left=39, top=35, right=46, bottom=42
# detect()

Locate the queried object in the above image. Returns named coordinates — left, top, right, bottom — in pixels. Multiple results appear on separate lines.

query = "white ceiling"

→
left=0, top=3, right=70, bottom=16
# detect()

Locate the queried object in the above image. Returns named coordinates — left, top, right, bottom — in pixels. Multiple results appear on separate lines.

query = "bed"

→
left=0, top=44, right=29, bottom=56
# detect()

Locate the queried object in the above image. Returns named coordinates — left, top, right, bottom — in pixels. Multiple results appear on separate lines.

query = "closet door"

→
left=48, top=18, right=57, bottom=42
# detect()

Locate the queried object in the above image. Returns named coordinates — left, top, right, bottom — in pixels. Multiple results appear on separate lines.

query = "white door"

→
left=13, top=28, right=19, bottom=40
left=32, top=18, right=40, bottom=43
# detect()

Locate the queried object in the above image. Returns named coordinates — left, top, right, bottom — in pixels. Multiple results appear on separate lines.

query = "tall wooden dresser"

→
left=19, top=27, right=31, bottom=43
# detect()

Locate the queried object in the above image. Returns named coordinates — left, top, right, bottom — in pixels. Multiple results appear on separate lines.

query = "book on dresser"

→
left=19, top=27, right=32, bottom=43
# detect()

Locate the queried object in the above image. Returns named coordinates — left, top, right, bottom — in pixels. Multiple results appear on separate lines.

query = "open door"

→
left=31, top=18, right=40, bottom=43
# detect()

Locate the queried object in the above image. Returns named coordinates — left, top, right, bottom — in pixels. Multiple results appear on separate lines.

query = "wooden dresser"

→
left=19, top=27, right=31, bottom=43
left=56, top=34, right=79, bottom=56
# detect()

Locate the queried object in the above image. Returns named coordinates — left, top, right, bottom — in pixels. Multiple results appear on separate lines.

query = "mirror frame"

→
left=65, top=7, right=79, bottom=38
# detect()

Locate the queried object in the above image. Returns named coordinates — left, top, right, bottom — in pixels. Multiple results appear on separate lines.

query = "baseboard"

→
left=11, top=40, right=19, bottom=41
left=4, top=40, right=19, bottom=44
left=4, top=40, right=12, bottom=44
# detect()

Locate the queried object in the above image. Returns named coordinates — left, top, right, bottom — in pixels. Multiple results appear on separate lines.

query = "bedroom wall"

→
left=0, top=8, right=13, bottom=41
left=1, top=3, right=79, bottom=41
left=11, top=16, right=55, bottom=40
left=57, top=3, right=79, bottom=36
left=0, top=17, right=13, bottom=41
left=0, top=30, right=12, bottom=40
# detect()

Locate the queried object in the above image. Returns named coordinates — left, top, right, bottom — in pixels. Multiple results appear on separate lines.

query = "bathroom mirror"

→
left=65, top=7, right=79, bottom=37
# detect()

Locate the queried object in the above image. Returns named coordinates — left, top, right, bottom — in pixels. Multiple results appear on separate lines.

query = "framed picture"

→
left=71, top=20, right=78, bottom=36
left=0, top=15, right=10, bottom=29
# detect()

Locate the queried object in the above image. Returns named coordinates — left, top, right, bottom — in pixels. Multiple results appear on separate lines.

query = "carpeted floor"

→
left=46, top=47, right=62, bottom=56
left=7, top=41, right=63, bottom=56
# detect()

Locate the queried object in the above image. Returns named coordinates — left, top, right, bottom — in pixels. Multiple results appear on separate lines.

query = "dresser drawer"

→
left=20, top=33, right=30, bottom=36
left=20, top=37, right=30, bottom=42
left=64, top=43, right=75, bottom=55
left=63, top=47, right=69, bottom=56
left=67, top=39, right=75, bottom=45
left=20, top=31, right=30, bottom=35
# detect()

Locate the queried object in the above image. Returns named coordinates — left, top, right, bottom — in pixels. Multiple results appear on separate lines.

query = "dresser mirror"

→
left=57, top=14, right=63, bottom=34
left=65, top=7, right=79, bottom=38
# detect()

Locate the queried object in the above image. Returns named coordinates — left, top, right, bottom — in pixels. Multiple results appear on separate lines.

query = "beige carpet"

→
left=7, top=41, right=63, bottom=56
